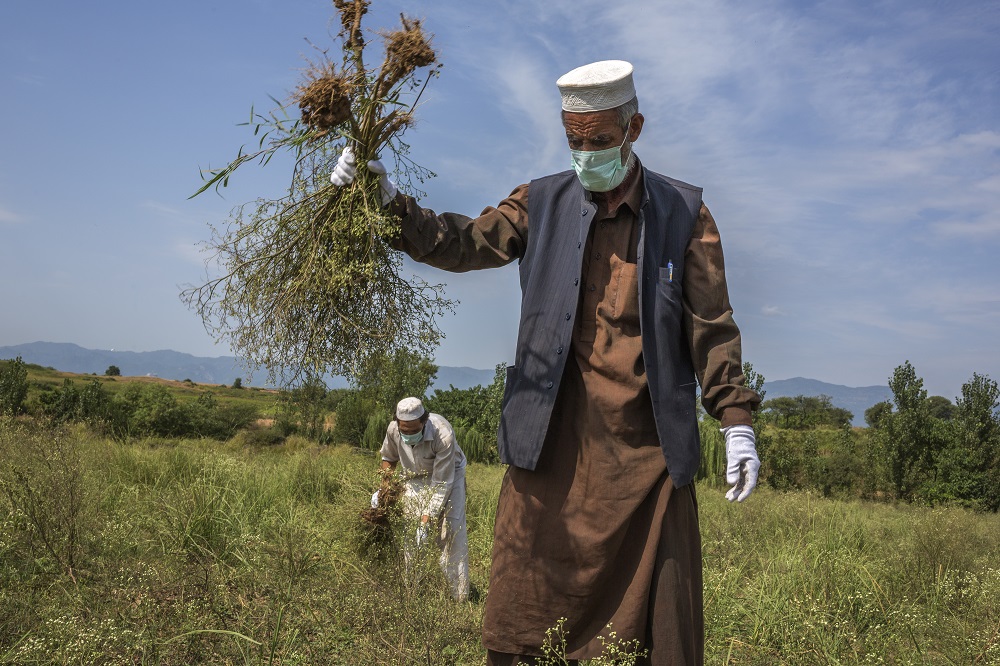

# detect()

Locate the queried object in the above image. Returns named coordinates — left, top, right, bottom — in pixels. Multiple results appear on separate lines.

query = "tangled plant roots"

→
left=184, top=0, right=449, bottom=385
left=380, top=16, right=436, bottom=93
left=296, top=64, right=354, bottom=132
left=361, top=472, right=403, bottom=527
left=358, top=472, right=404, bottom=556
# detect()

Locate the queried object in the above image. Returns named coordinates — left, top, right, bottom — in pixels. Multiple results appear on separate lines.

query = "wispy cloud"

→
left=141, top=200, right=183, bottom=218
left=0, top=207, right=22, bottom=224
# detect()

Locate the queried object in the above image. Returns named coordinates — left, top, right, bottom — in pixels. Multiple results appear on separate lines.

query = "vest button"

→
left=546, top=381, right=554, bottom=389
left=577, top=242, right=582, bottom=249
left=565, top=313, right=571, bottom=320
left=573, top=278, right=579, bottom=286
left=581, top=209, right=588, bottom=216
left=557, top=346, right=564, bottom=354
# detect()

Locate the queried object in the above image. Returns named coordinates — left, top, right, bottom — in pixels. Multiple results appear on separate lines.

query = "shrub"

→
left=362, top=412, right=388, bottom=451
left=0, top=356, right=29, bottom=416
left=455, top=425, right=496, bottom=465
left=0, top=423, right=94, bottom=581
left=332, top=391, right=389, bottom=447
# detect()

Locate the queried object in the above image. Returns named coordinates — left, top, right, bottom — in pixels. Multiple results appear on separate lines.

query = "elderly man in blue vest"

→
left=332, top=60, right=761, bottom=666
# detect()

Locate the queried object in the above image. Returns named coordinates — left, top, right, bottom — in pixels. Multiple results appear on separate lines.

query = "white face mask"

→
left=569, top=125, right=634, bottom=192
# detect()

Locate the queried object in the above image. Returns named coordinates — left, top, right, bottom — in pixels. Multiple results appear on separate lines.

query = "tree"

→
left=353, top=348, right=438, bottom=412
left=865, top=401, right=892, bottom=429
left=424, top=363, right=506, bottom=464
left=426, top=363, right=506, bottom=437
left=232, top=377, right=243, bottom=389
left=0, top=356, right=29, bottom=416
left=277, top=375, right=331, bottom=441
left=940, top=373, right=1000, bottom=510
left=926, top=395, right=956, bottom=421
left=873, top=361, right=946, bottom=501
left=762, top=394, right=853, bottom=429
left=105, top=365, right=121, bottom=377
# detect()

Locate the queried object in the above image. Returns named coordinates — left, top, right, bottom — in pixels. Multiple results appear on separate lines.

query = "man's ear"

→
left=628, top=112, right=645, bottom=142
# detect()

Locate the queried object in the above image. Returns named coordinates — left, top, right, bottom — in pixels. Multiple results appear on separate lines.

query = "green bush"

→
left=361, top=412, right=387, bottom=451
left=332, top=391, right=389, bottom=447
left=0, top=423, right=95, bottom=581
left=38, top=380, right=259, bottom=441
left=0, top=356, right=29, bottom=416
left=455, top=425, right=496, bottom=465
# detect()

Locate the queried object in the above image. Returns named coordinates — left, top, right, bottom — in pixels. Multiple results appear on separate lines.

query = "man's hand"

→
left=722, top=425, right=760, bottom=502
left=329, top=146, right=358, bottom=187
left=415, top=521, right=431, bottom=548
left=329, top=146, right=398, bottom=206
left=364, top=156, right=399, bottom=206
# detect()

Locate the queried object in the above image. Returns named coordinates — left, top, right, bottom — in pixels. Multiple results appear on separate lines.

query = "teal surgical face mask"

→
left=570, top=126, right=634, bottom=192
left=399, top=429, right=423, bottom=445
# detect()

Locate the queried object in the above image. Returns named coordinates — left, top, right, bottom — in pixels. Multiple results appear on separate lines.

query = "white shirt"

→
left=380, top=413, right=466, bottom=518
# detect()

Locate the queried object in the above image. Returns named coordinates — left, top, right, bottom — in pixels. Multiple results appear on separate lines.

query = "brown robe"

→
left=391, top=162, right=757, bottom=665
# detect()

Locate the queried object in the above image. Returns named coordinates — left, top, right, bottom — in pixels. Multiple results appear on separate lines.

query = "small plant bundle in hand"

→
left=361, top=467, right=403, bottom=528
left=182, top=0, right=453, bottom=385
left=358, top=468, right=403, bottom=558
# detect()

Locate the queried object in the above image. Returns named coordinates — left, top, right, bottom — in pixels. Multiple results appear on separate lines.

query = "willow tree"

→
left=183, top=0, right=452, bottom=385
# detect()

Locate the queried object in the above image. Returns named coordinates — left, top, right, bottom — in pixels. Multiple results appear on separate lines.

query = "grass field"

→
left=1, top=421, right=998, bottom=665
left=16, top=361, right=282, bottom=419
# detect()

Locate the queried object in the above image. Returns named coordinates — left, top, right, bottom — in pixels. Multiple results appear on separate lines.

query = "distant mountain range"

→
left=2, top=342, right=888, bottom=424
left=760, top=377, right=892, bottom=426
left=0, top=341, right=495, bottom=392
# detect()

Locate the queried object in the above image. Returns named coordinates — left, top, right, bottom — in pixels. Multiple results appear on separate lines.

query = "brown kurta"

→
left=391, top=161, right=757, bottom=665
left=390, top=170, right=758, bottom=427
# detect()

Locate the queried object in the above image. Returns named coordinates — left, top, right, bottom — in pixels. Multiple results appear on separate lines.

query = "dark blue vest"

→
left=496, top=167, right=705, bottom=488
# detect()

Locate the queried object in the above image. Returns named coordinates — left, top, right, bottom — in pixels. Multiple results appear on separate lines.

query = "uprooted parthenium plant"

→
left=183, top=0, right=452, bottom=386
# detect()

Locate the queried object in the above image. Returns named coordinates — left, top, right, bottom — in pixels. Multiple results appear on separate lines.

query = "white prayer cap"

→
left=396, top=396, right=426, bottom=421
left=557, top=60, right=636, bottom=113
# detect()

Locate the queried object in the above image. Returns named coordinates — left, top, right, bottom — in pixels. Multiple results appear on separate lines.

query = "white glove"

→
left=370, top=490, right=380, bottom=508
left=364, top=156, right=398, bottom=206
left=415, top=522, right=430, bottom=548
left=722, top=424, right=760, bottom=502
left=329, top=146, right=357, bottom=187
left=329, top=146, right=398, bottom=206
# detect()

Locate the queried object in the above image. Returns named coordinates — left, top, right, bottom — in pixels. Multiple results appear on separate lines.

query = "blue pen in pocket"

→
left=667, top=261, right=674, bottom=283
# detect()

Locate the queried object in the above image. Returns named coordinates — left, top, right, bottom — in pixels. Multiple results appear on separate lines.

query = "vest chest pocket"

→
left=654, top=265, right=684, bottom=321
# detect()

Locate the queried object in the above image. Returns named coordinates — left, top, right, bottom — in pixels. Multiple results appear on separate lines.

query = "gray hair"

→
left=617, top=96, right=639, bottom=130
left=560, top=96, right=640, bottom=130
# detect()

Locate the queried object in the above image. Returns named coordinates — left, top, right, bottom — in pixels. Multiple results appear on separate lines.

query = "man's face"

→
left=397, top=418, right=423, bottom=435
left=563, top=109, right=644, bottom=157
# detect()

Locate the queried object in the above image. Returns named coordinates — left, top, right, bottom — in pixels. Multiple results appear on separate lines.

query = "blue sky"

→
left=1, top=0, right=998, bottom=401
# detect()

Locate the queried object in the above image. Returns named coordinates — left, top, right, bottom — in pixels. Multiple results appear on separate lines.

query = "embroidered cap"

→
left=395, top=396, right=426, bottom=421
left=557, top=60, right=636, bottom=113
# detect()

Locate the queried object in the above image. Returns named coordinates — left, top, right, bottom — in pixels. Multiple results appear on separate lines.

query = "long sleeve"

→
left=379, top=425, right=400, bottom=463
left=388, top=184, right=530, bottom=272
left=682, top=204, right=761, bottom=426
left=425, top=420, right=458, bottom=518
